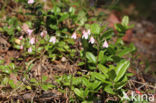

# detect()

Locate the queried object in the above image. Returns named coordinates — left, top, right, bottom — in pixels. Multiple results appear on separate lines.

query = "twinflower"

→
left=71, top=32, right=77, bottom=39
left=82, top=29, right=90, bottom=39
left=28, top=0, right=34, bottom=4
left=49, top=36, right=56, bottom=44
left=103, top=40, right=109, bottom=48
left=89, top=36, right=95, bottom=44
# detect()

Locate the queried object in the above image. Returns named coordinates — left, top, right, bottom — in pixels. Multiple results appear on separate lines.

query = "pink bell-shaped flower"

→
left=71, top=32, right=77, bottom=39
left=28, top=47, right=32, bottom=53
left=40, top=31, right=47, bottom=37
left=29, top=38, right=35, bottom=45
left=27, top=29, right=33, bottom=36
left=20, top=45, right=23, bottom=50
left=28, top=0, right=34, bottom=4
left=103, top=40, right=109, bottom=48
left=89, top=36, right=95, bottom=44
left=49, top=36, right=56, bottom=44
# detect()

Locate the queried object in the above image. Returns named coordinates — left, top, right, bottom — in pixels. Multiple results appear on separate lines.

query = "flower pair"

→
left=18, top=36, right=24, bottom=50
left=71, top=30, right=108, bottom=48
left=82, top=29, right=91, bottom=39
left=71, top=29, right=91, bottom=40
left=71, top=31, right=95, bottom=44
left=28, top=38, right=35, bottom=53
left=88, top=37, right=108, bottom=48
left=40, top=30, right=56, bottom=44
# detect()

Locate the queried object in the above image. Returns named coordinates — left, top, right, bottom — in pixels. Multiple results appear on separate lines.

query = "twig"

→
left=130, top=80, right=156, bottom=89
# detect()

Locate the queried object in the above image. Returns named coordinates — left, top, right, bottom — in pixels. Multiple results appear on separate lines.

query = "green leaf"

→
left=0, top=60, right=4, bottom=64
left=2, top=67, right=12, bottom=74
left=115, top=76, right=128, bottom=90
left=122, top=16, right=129, bottom=26
left=41, top=84, right=54, bottom=91
left=59, top=13, right=69, bottom=22
left=50, top=24, right=58, bottom=30
left=69, top=7, right=75, bottom=15
left=88, top=66, right=96, bottom=70
left=25, top=62, right=34, bottom=73
left=72, top=77, right=82, bottom=85
left=117, top=44, right=136, bottom=57
left=30, top=78, right=37, bottom=83
left=76, top=10, right=87, bottom=26
left=82, top=78, right=90, bottom=87
left=126, top=73, right=134, bottom=77
left=98, top=51, right=105, bottom=63
left=53, top=6, right=61, bottom=15
left=107, top=69, right=116, bottom=81
left=82, top=101, right=93, bottom=103
left=9, top=79, right=16, bottom=89
left=91, top=23, right=100, bottom=34
left=78, top=62, right=85, bottom=66
left=97, top=64, right=108, bottom=75
left=26, top=86, right=32, bottom=90
left=104, top=85, right=115, bottom=95
left=91, top=80, right=101, bottom=90
left=86, top=52, right=96, bottom=64
left=115, top=24, right=126, bottom=33
left=85, top=24, right=90, bottom=29
left=42, top=75, right=48, bottom=82
left=2, top=77, right=9, bottom=85
left=74, top=88, right=84, bottom=99
left=93, top=72, right=106, bottom=82
left=9, top=63, right=15, bottom=69
left=101, top=28, right=114, bottom=40
left=84, top=89, right=89, bottom=97
left=41, top=84, right=49, bottom=91
left=114, top=60, right=130, bottom=82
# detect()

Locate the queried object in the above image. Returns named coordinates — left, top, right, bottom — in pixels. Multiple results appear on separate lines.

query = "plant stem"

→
left=96, top=38, right=100, bottom=70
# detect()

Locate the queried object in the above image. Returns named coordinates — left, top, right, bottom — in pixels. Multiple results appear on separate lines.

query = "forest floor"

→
left=0, top=1, right=156, bottom=102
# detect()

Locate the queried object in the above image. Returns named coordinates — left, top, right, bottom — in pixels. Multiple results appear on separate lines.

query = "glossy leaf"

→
left=78, top=62, right=85, bottom=66
left=91, top=23, right=100, bottom=34
left=74, top=88, right=84, bottom=99
left=59, top=13, right=69, bottom=22
left=86, top=52, right=96, bottom=64
left=42, top=75, right=48, bottom=82
left=114, top=24, right=125, bottom=33
left=9, top=80, right=16, bottom=89
left=98, top=51, right=105, bottom=63
left=91, top=80, right=101, bottom=90
left=117, top=44, right=136, bottom=57
left=104, top=85, right=115, bottom=95
left=114, top=60, right=130, bottom=82
left=93, top=72, right=106, bottom=82
left=97, top=64, right=108, bottom=75
left=115, top=76, right=128, bottom=90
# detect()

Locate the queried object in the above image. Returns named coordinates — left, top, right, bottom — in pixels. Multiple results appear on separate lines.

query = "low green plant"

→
left=0, top=0, right=136, bottom=102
